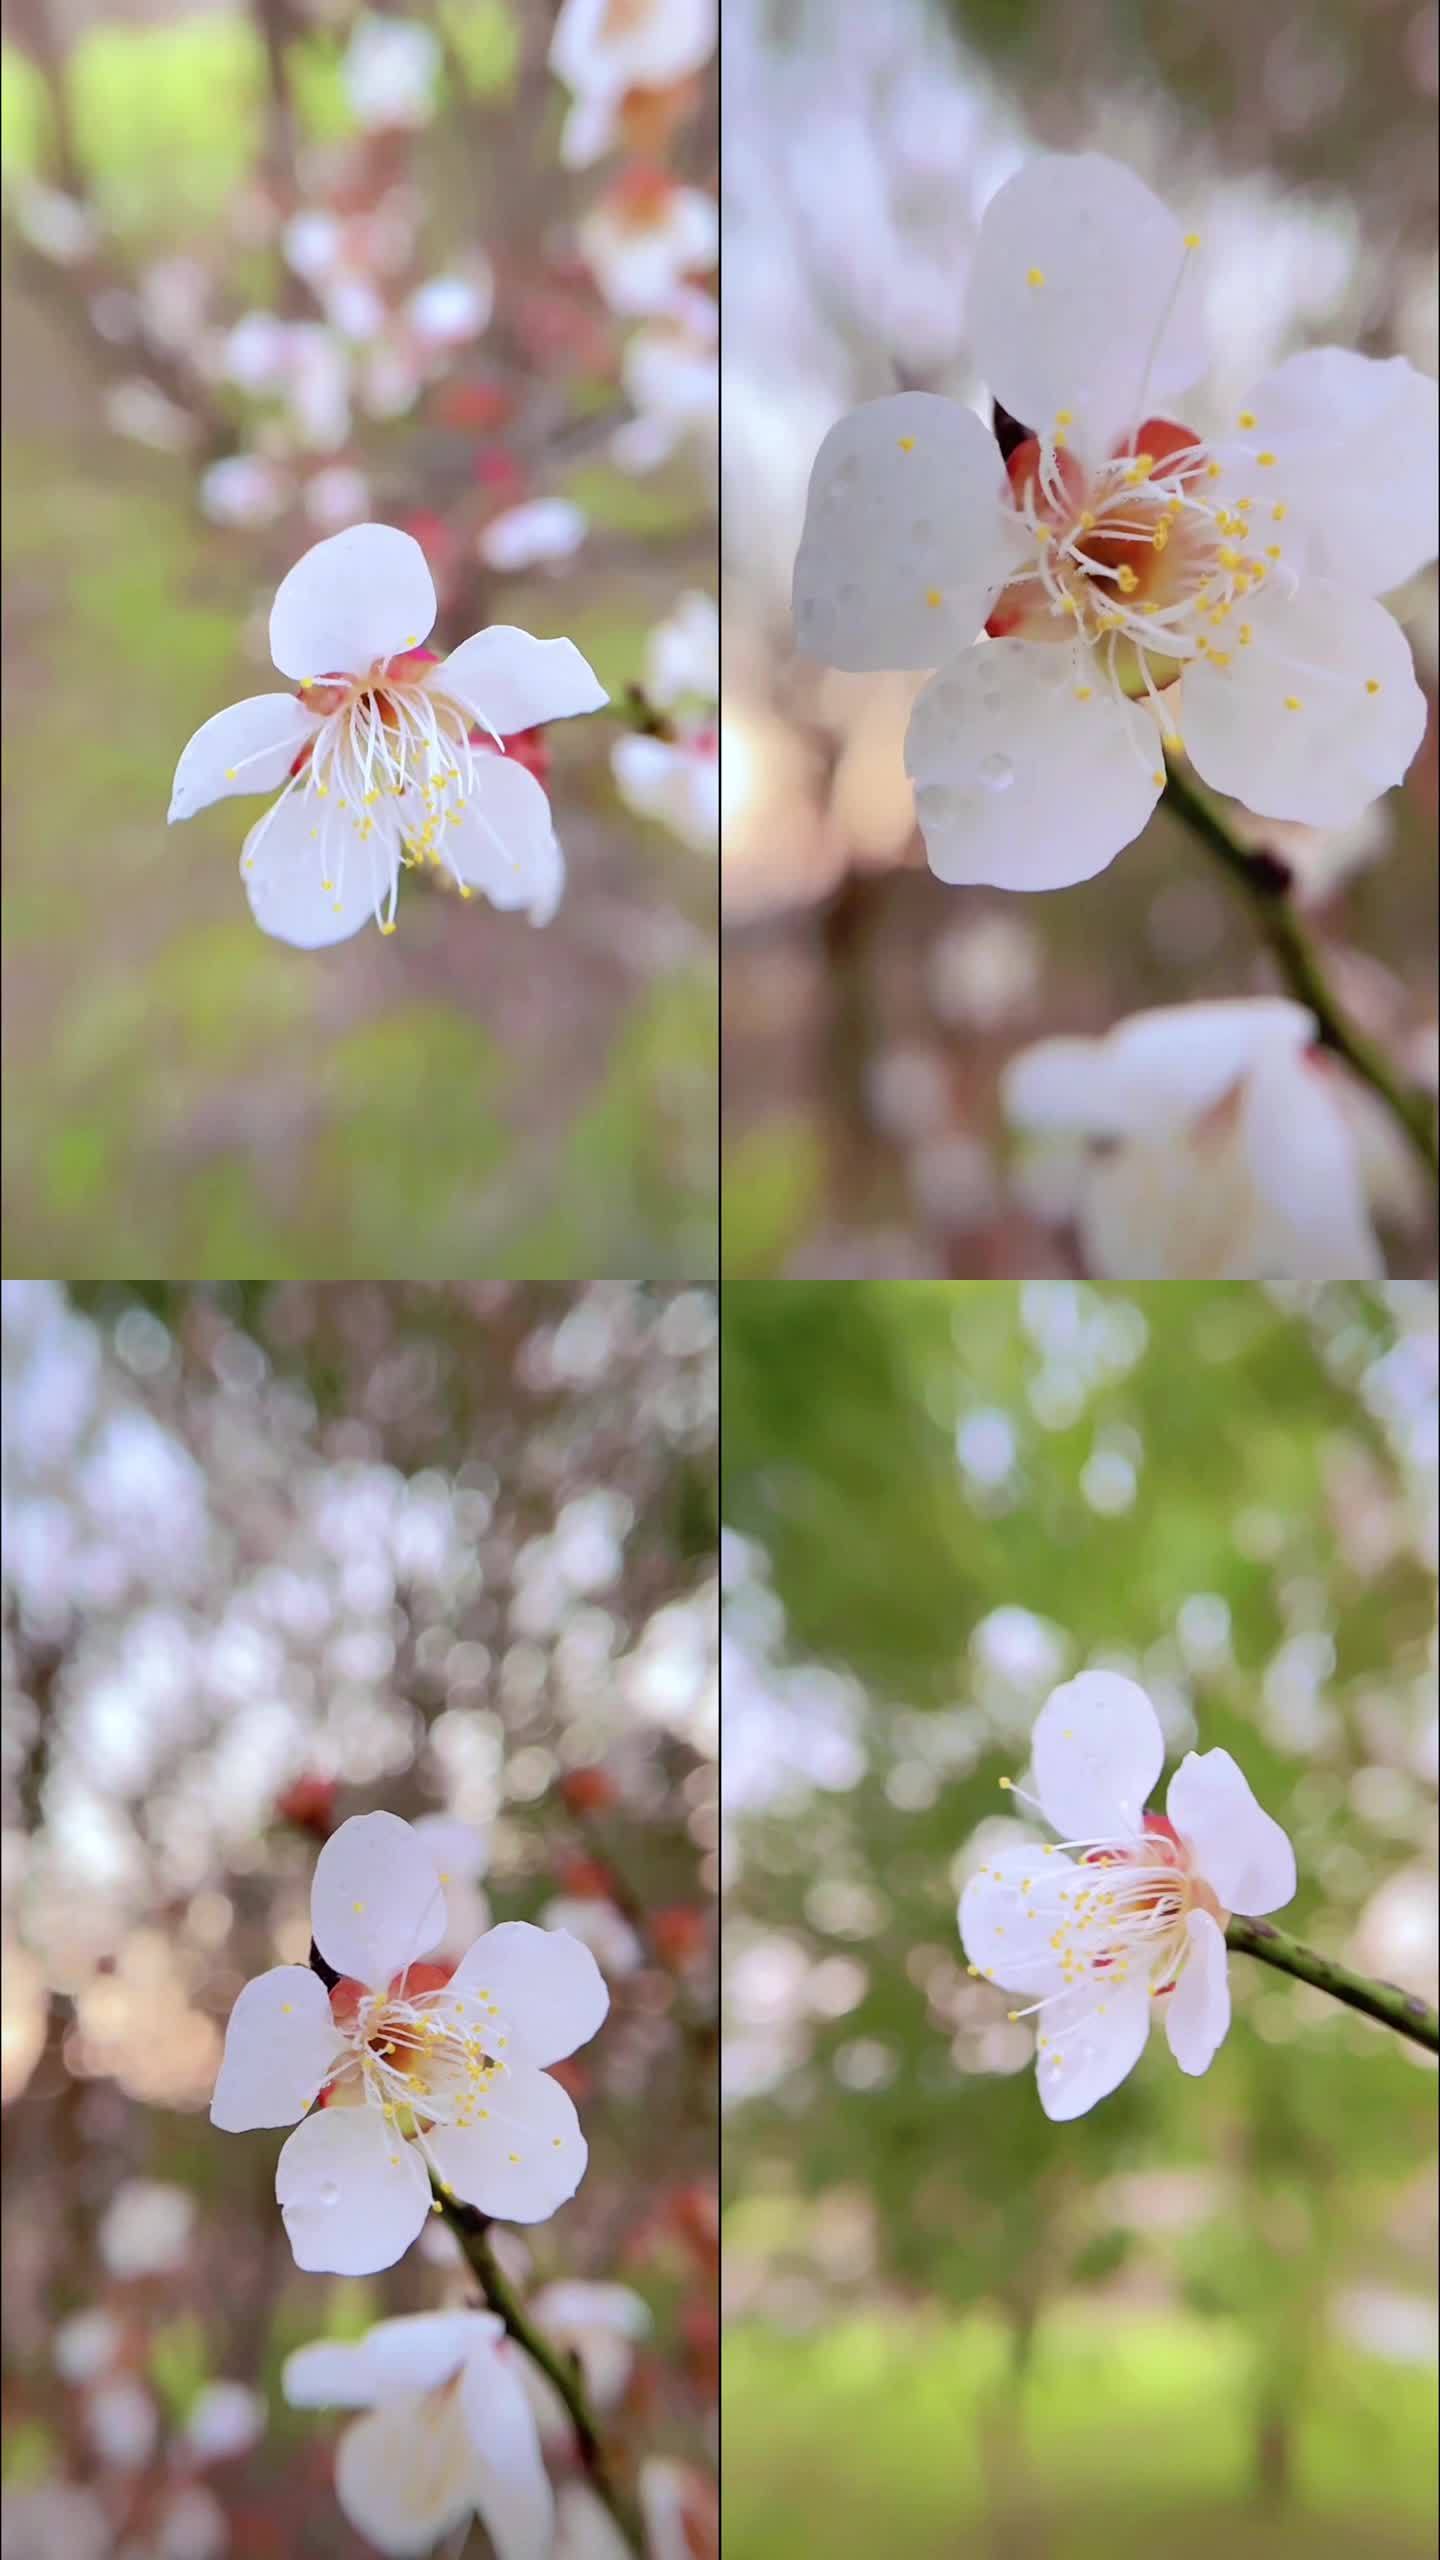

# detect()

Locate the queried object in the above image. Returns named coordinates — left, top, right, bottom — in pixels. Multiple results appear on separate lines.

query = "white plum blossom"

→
left=539, top=1896, right=646, bottom=1979
left=613, top=590, right=719, bottom=854
left=410, top=1812, right=491, bottom=1955
left=201, top=455, right=292, bottom=530
left=1003, top=997, right=1384, bottom=1278
left=182, top=2380, right=267, bottom=2463
left=99, top=2177, right=196, bottom=2278
left=210, top=1810, right=608, bottom=2274
left=479, top=500, right=590, bottom=573
left=343, top=14, right=441, bottom=132
left=284, top=2309, right=552, bottom=2560
left=168, top=524, right=606, bottom=946
left=579, top=171, right=719, bottom=318
left=406, top=271, right=494, bottom=349
left=54, top=2307, right=123, bottom=2384
left=550, top=0, right=717, bottom=169
left=959, top=1671, right=1296, bottom=2119
left=614, top=298, right=718, bottom=475
left=88, top=2375, right=160, bottom=2468
left=793, top=153, right=1437, bottom=891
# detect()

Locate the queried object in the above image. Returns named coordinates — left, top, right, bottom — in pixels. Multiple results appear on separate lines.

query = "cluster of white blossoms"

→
left=206, top=1811, right=619, bottom=2553
left=794, top=152, right=1437, bottom=892
left=960, top=1672, right=1296, bottom=2120
left=613, top=591, right=719, bottom=855
left=169, top=524, right=606, bottom=947
left=549, top=0, right=717, bottom=170
left=1003, top=996, right=1386, bottom=1279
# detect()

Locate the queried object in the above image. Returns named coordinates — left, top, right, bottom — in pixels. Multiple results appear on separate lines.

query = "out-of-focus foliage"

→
left=2, top=0, right=718, bottom=1279
left=2, top=1280, right=719, bottom=2555
left=721, top=0, right=1437, bottom=1277
left=722, top=1281, right=1438, bottom=2559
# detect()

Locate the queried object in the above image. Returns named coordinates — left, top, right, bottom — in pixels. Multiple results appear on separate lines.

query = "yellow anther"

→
left=1183, top=231, right=1201, bottom=249
left=1264, top=545, right=1282, bottom=560
left=1219, top=546, right=1240, bottom=570
left=998, top=1775, right=1012, bottom=1790
left=897, top=435, right=915, bottom=452
left=1205, top=461, right=1222, bottom=479
left=1238, top=410, right=1256, bottom=429
left=1078, top=509, right=1095, bottom=531
left=1151, top=522, right=1169, bottom=551
left=1257, top=451, right=1277, bottom=467
left=1208, top=650, right=1230, bottom=668
left=925, top=588, right=943, bottom=608
left=378, top=920, right=397, bottom=935
left=1365, top=678, right=1381, bottom=694
left=282, top=2002, right=294, bottom=2015
left=1283, top=695, right=1301, bottom=711
left=1238, top=623, right=1253, bottom=644
left=1026, top=267, right=1045, bottom=287
left=1055, top=409, right=1073, bottom=426
left=224, top=766, right=237, bottom=781
left=1271, top=502, right=1287, bottom=522
left=352, top=1900, right=365, bottom=1913
left=1074, top=685, right=1093, bottom=702
left=1060, top=592, right=1080, bottom=614
left=1115, top=564, right=1138, bottom=593
left=1152, top=768, right=1166, bottom=786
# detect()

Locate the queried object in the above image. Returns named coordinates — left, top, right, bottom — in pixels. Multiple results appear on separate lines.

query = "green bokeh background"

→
left=2, top=3, right=717, bottom=1279
left=722, top=1281, right=1438, bottom=2558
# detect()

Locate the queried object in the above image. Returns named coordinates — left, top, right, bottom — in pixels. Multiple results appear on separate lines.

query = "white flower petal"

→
left=276, top=2104, right=432, bottom=2275
left=531, top=2283, right=652, bottom=2341
left=1163, top=1910, right=1231, bottom=2077
left=1004, top=1000, right=1313, bottom=1137
left=793, top=392, right=1012, bottom=672
left=966, top=155, right=1208, bottom=458
left=1235, top=349, right=1439, bottom=597
left=443, top=1921, right=609, bottom=2066
left=958, top=1840, right=1074, bottom=1995
left=334, top=2396, right=478, bottom=2557
left=1181, top=580, right=1427, bottom=827
left=1031, top=1671, right=1164, bottom=1841
left=905, top=641, right=1163, bottom=889
left=459, top=2333, right=556, bottom=2560
left=1239, top=1045, right=1384, bottom=1278
left=410, top=1815, right=489, bottom=1886
left=1036, top=1972, right=1152, bottom=2121
left=168, top=696, right=320, bottom=825
left=310, top=1810, right=447, bottom=1988
left=441, top=758, right=565, bottom=916
left=426, top=2062, right=589, bottom=2224
left=269, top=523, right=436, bottom=683
left=285, top=2313, right=498, bottom=2412
left=210, top=1966, right=343, bottom=2133
left=429, top=627, right=607, bottom=732
left=242, top=790, right=399, bottom=949
left=1165, top=1748, right=1296, bottom=1916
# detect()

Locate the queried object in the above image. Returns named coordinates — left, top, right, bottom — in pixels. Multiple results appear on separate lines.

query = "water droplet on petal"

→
left=978, top=751, right=1015, bottom=792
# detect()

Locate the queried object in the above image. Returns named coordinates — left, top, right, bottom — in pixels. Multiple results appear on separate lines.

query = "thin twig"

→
left=437, top=2193, right=644, bottom=2552
left=1226, top=1915, right=1440, bottom=2053
left=1162, top=761, right=1439, bottom=1181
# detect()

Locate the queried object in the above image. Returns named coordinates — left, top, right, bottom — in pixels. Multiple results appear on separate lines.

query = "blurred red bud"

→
left=276, top=1775, right=337, bottom=1837
left=650, top=1905, right=707, bottom=1968
left=560, top=1769, right=618, bottom=1815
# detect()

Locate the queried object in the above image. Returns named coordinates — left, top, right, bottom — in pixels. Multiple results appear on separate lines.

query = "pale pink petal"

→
left=275, top=2105, right=432, bottom=2276
left=1181, top=580, right=1426, bottom=827
left=459, top=2333, right=556, bottom=2560
left=1165, top=1748, right=1296, bottom=1916
left=1231, top=349, right=1439, bottom=597
left=443, top=758, right=565, bottom=915
left=269, top=523, right=436, bottom=683
left=310, top=1810, right=447, bottom=1988
left=905, top=640, right=1163, bottom=889
left=168, top=696, right=320, bottom=825
left=1240, top=1045, right=1385, bottom=1278
left=426, top=2062, right=589, bottom=2224
left=966, top=155, right=1207, bottom=459
left=793, top=392, right=1013, bottom=673
left=1036, top=1972, right=1152, bottom=2120
left=428, top=627, right=606, bottom=732
left=1030, top=1671, right=1164, bottom=1840
left=284, top=2313, right=497, bottom=2411
left=242, top=789, right=399, bottom=949
left=958, top=1840, right=1074, bottom=1995
left=1163, top=1910, right=1231, bottom=2076
left=443, top=1921, right=609, bottom=2067
left=334, top=2396, right=477, bottom=2557
left=210, top=1966, right=344, bottom=2133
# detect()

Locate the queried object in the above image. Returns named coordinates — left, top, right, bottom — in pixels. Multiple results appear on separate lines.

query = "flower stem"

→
left=437, top=2193, right=644, bottom=2551
left=1225, top=1915, right=1439, bottom=2052
left=1162, top=763, right=1439, bottom=1183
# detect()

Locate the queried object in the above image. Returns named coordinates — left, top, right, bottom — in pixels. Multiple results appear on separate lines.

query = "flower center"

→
left=986, top=414, right=1281, bottom=720
left=326, top=1967, right=508, bottom=2146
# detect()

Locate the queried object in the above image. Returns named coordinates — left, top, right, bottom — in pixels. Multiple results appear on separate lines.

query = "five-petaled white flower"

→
left=1003, top=996, right=1384, bottom=1278
left=959, top=1671, right=1296, bottom=2119
left=169, top=524, right=606, bottom=947
left=793, top=153, right=1437, bottom=891
left=284, top=2309, right=552, bottom=2560
left=210, top=1811, right=608, bottom=2273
